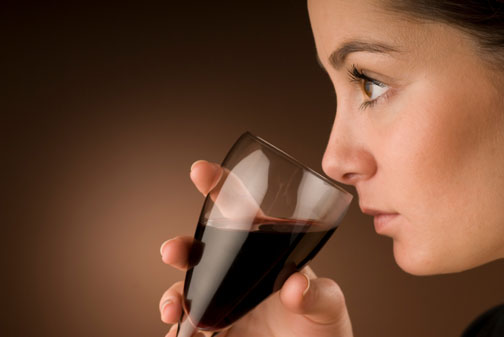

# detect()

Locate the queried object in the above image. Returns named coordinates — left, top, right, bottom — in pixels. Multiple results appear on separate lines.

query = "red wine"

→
left=182, top=218, right=337, bottom=331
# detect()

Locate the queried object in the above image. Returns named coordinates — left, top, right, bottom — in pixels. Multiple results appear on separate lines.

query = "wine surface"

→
left=183, top=218, right=336, bottom=331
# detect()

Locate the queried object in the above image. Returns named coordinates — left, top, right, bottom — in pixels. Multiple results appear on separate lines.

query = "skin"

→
left=311, top=0, right=504, bottom=275
left=159, top=0, right=504, bottom=336
left=160, top=161, right=352, bottom=337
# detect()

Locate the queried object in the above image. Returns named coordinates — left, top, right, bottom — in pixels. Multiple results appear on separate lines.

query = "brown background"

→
left=3, top=1, right=503, bottom=337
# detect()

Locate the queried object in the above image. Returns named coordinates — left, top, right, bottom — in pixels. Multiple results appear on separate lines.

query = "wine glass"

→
left=176, top=132, right=353, bottom=337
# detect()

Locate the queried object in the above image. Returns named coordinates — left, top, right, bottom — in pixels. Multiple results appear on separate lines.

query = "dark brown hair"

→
left=384, top=0, right=504, bottom=65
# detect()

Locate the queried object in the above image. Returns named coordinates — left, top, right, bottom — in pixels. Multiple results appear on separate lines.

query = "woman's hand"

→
left=159, top=160, right=354, bottom=337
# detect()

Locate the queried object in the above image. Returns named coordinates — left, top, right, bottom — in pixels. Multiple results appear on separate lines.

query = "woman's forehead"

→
left=308, top=0, right=414, bottom=50
left=308, top=0, right=472, bottom=67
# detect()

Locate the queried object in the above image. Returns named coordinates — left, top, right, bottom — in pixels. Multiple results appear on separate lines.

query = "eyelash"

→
left=347, top=65, right=387, bottom=110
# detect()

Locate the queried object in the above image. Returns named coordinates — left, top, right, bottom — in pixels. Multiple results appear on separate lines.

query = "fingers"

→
left=165, top=325, right=214, bottom=337
left=190, top=160, right=224, bottom=196
left=160, top=236, right=195, bottom=270
left=160, top=281, right=184, bottom=324
left=280, top=268, right=352, bottom=329
left=279, top=266, right=317, bottom=310
left=166, top=325, right=216, bottom=337
left=279, top=272, right=311, bottom=313
left=190, top=160, right=267, bottom=226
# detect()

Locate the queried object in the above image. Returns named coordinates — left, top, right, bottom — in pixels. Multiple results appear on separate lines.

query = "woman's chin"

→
left=393, top=242, right=449, bottom=276
left=392, top=241, right=497, bottom=276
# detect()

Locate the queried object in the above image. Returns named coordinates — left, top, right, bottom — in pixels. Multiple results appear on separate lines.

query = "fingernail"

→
left=190, top=160, right=207, bottom=172
left=302, top=272, right=311, bottom=296
left=161, top=298, right=174, bottom=316
left=302, top=265, right=317, bottom=279
left=160, top=239, right=172, bottom=256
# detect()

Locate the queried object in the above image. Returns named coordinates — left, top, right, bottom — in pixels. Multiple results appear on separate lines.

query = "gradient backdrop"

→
left=3, top=2, right=503, bottom=337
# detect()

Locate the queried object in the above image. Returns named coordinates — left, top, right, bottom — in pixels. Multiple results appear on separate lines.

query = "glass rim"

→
left=240, top=131, right=352, bottom=198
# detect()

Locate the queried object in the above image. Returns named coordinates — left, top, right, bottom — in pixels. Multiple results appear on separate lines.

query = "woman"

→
left=159, top=0, right=504, bottom=336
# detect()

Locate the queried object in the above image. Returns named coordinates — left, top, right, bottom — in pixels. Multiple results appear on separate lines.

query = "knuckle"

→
left=160, top=281, right=184, bottom=302
left=172, top=280, right=184, bottom=289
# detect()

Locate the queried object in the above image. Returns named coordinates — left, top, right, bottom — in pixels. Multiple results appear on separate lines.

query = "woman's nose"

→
left=322, top=118, right=377, bottom=186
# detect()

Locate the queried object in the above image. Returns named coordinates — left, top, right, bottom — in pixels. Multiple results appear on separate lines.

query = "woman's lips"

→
left=361, top=207, right=399, bottom=234
left=373, top=213, right=399, bottom=233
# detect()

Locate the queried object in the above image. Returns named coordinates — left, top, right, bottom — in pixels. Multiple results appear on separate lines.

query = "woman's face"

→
left=308, top=0, right=504, bottom=275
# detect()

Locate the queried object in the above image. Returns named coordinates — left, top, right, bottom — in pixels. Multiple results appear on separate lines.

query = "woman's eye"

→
left=362, top=79, right=388, bottom=100
left=348, top=66, right=390, bottom=108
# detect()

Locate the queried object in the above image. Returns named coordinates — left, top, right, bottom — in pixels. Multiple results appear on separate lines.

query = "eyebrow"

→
left=317, top=40, right=401, bottom=70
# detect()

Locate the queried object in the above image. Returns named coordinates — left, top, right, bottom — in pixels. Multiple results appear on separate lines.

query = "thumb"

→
left=280, top=268, right=353, bottom=334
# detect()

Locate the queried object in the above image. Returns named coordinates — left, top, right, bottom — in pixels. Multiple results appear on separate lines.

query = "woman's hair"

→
left=384, top=0, right=504, bottom=66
